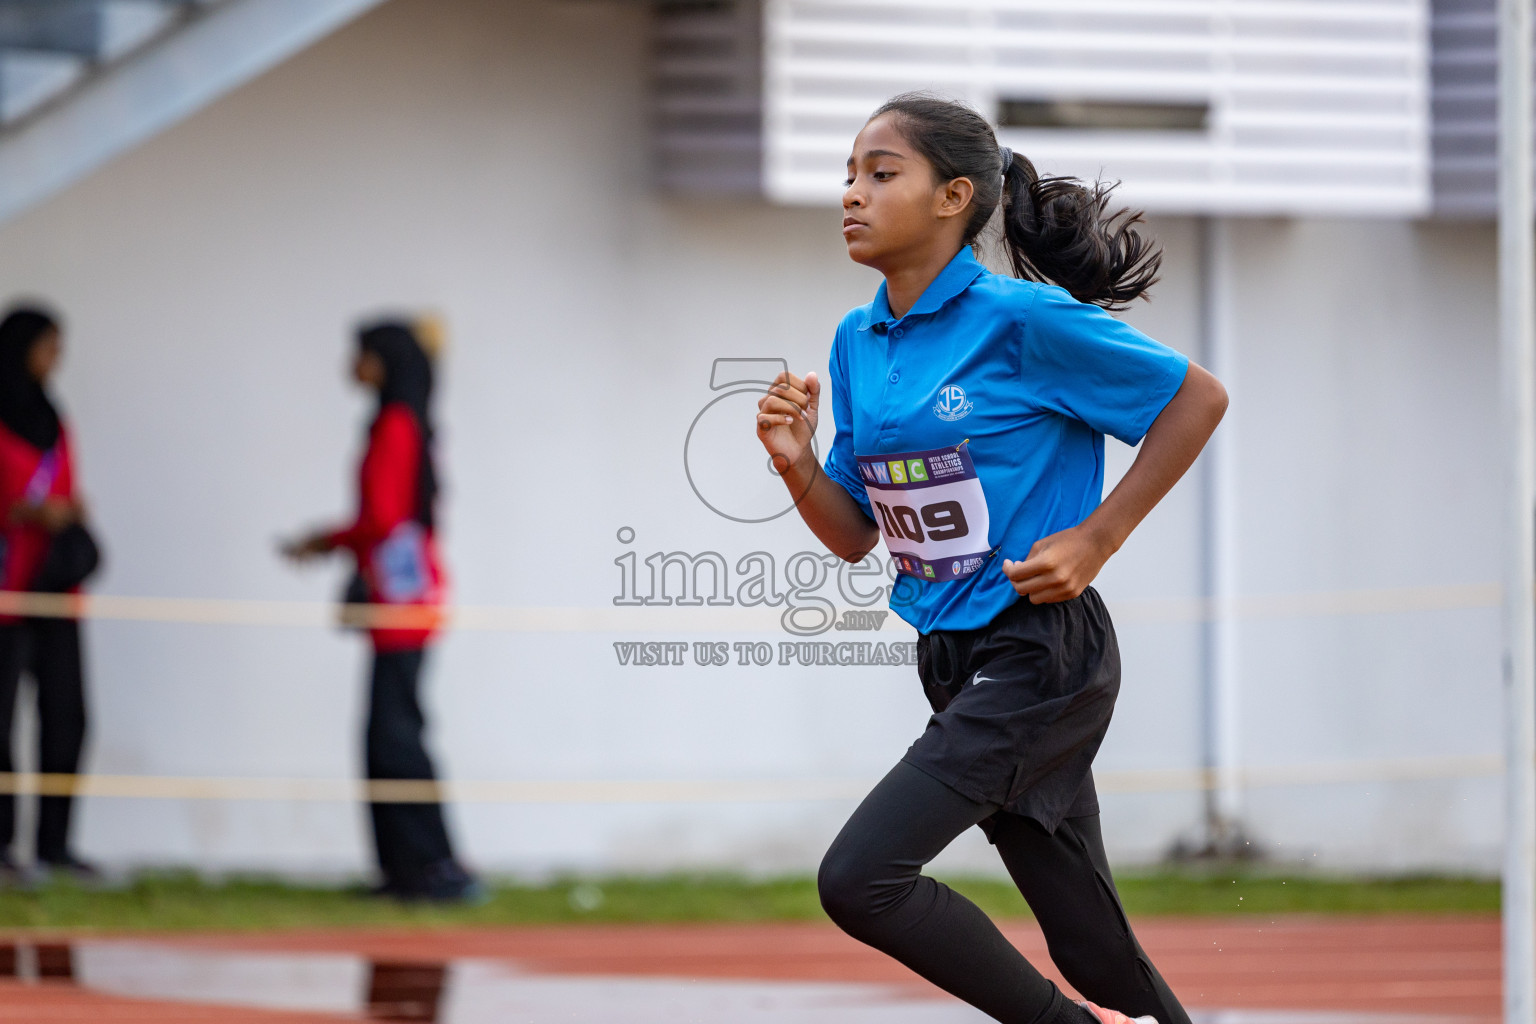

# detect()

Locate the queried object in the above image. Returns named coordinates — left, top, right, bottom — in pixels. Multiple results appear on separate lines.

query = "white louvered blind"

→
left=761, top=0, right=1432, bottom=216
left=1430, top=0, right=1495, bottom=215
left=656, top=0, right=765, bottom=194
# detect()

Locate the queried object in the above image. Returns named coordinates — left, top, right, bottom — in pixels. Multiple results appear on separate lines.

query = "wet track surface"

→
left=0, top=917, right=1497, bottom=1022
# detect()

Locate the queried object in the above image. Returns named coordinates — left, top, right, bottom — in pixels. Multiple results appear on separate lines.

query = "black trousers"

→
left=819, top=761, right=1189, bottom=1024
left=366, top=648, right=456, bottom=891
left=0, top=619, right=86, bottom=861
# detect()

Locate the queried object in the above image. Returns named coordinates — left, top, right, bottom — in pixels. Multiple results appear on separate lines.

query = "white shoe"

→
left=1079, top=1000, right=1158, bottom=1024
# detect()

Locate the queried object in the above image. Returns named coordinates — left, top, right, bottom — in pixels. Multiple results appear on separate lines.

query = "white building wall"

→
left=0, top=0, right=1502, bottom=876
left=1218, top=217, right=1502, bottom=870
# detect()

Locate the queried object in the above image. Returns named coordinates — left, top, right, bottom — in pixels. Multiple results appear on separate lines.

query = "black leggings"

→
left=0, top=619, right=86, bottom=862
left=818, top=761, right=1189, bottom=1024
left=367, top=648, right=456, bottom=891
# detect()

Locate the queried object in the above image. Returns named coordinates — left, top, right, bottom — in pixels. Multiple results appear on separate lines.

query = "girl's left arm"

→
left=1004, top=362, right=1227, bottom=603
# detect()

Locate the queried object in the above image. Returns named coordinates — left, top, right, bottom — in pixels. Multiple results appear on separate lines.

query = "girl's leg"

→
left=991, top=812, right=1190, bottom=1024
left=818, top=760, right=1090, bottom=1024
left=30, top=618, right=85, bottom=863
left=0, top=626, right=24, bottom=859
left=365, top=648, right=453, bottom=892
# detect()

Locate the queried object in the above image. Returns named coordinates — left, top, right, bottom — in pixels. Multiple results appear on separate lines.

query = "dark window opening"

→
left=657, top=1, right=734, bottom=12
left=997, top=99, right=1209, bottom=131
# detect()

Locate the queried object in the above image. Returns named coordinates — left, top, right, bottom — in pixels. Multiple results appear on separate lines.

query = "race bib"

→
left=857, top=444, right=992, bottom=582
left=371, top=520, right=432, bottom=603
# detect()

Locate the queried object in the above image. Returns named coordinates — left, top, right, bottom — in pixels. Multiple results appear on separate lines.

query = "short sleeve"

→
left=1020, top=286, right=1189, bottom=446
left=328, top=404, right=420, bottom=552
left=820, top=325, right=875, bottom=520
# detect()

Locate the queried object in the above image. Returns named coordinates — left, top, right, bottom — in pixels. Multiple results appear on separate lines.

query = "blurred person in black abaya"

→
left=283, top=318, right=478, bottom=902
left=0, top=305, right=101, bottom=885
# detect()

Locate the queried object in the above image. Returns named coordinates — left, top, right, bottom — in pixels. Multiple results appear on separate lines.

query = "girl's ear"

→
left=936, top=176, right=975, bottom=221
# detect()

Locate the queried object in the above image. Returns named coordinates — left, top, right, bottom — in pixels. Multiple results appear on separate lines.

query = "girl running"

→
left=754, top=94, right=1226, bottom=1024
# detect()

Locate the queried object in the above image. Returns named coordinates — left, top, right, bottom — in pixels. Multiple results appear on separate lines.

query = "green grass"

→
left=0, top=869, right=1499, bottom=933
left=957, top=870, right=1500, bottom=919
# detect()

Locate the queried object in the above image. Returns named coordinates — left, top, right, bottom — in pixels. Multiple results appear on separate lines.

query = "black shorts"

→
left=902, top=587, right=1120, bottom=837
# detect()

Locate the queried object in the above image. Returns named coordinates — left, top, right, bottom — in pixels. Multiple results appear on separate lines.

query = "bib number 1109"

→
left=871, top=498, right=968, bottom=544
left=857, top=445, right=992, bottom=583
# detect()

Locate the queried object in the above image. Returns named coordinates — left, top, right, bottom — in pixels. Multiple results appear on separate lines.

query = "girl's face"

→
left=352, top=349, right=386, bottom=390
left=27, top=328, right=60, bottom=382
left=842, top=114, right=974, bottom=270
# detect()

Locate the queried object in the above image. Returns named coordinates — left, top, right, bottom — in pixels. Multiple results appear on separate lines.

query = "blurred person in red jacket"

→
left=283, top=318, right=478, bottom=902
left=0, top=305, right=100, bottom=886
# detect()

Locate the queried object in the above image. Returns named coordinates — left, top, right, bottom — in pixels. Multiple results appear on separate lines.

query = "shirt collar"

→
left=857, top=247, right=987, bottom=332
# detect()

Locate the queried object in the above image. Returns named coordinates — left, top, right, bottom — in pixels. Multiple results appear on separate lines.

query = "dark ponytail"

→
left=871, top=93, right=1161, bottom=310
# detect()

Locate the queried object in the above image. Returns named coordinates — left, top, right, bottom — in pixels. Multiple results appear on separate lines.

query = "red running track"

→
left=0, top=915, right=1501, bottom=1022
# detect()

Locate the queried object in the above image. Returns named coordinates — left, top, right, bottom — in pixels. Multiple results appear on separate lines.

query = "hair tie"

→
left=998, top=146, right=1013, bottom=180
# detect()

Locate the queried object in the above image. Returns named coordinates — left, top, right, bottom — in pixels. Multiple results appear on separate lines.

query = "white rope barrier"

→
left=0, top=754, right=1502, bottom=804
left=0, top=584, right=1496, bottom=803
left=0, top=581, right=1502, bottom=632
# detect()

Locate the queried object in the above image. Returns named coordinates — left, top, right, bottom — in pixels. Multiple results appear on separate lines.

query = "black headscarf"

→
left=0, top=305, right=62, bottom=451
left=357, top=320, right=438, bottom=529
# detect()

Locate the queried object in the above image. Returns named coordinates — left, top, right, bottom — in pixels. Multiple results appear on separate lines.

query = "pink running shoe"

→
left=1079, top=1000, right=1158, bottom=1024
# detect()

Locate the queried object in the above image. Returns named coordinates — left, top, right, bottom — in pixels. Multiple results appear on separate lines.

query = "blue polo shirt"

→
left=822, top=247, right=1189, bottom=634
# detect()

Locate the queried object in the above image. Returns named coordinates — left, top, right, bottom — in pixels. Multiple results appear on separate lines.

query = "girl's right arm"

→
left=283, top=409, right=418, bottom=562
left=10, top=498, right=80, bottom=533
left=8, top=432, right=82, bottom=533
left=756, top=370, right=881, bottom=563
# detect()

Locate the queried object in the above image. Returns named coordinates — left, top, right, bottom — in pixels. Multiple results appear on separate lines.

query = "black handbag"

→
left=31, top=522, right=101, bottom=593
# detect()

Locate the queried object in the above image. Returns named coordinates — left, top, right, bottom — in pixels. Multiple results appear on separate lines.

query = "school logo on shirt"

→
left=933, top=384, right=973, bottom=422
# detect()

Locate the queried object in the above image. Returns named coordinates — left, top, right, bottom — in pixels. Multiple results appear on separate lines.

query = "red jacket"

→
left=0, top=421, right=76, bottom=602
left=327, top=403, right=445, bottom=651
